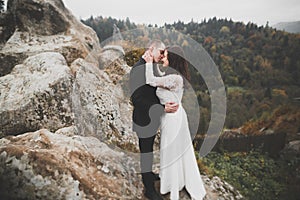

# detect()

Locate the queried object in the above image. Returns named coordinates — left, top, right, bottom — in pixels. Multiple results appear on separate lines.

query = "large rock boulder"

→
left=70, top=58, right=137, bottom=151
left=0, top=0, right=137, bottom=150
left=99, top=45, right=131, bottom=84
left=0, top=52, right=73, bottom=137
left=0, top=129, right=142, bottom=199
left=0, top=51, right=137, bottom=150
left=0, top=0, right=101, bottom=76
left=7, top=0, right=70, bottom=35
left=283, top=140, right=300, bottom=155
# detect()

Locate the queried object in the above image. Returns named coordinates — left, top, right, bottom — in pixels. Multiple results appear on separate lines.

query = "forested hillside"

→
left=82, top=16, right=300, bottom=140
left=272, top=21, right=300, bottom=33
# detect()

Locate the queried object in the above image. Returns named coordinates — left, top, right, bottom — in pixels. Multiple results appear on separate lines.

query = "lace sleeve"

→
left=145, top=63, right=183, bottom=90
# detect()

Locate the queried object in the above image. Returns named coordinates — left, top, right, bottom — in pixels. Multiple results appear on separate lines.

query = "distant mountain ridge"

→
left=272, top=21, right=300, bottom=33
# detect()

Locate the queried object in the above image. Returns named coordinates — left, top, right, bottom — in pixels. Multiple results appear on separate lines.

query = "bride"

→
left=143, top=45, right=206, bottom=200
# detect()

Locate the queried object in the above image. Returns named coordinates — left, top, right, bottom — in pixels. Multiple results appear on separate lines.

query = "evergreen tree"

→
left=0, top=0, right=4, bottom=13
left=82, top=15, right=300, bottom=129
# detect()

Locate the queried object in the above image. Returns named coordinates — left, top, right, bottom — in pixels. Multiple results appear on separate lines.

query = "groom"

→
left=129, top=39, right=178, bottom=200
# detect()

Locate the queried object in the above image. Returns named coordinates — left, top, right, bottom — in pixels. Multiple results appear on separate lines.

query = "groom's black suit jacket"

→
left=129, top=58, right=164, bottom=137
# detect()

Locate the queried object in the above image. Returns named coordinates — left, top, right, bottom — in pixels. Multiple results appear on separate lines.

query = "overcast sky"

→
left=4, top=0, right=300, bottom=26
left=62, top=0, right=300, bottom=26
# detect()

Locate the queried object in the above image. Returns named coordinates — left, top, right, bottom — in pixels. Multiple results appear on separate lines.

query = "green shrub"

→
left=198, top=150, right=299, bottom=200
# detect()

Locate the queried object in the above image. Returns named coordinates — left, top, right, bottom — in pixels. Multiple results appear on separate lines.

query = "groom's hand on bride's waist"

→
left=164, top=102, right=179, bottom=113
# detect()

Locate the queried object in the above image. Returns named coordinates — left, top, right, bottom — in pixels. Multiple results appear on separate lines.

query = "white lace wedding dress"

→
left=145, top=63, right=206, bottom=200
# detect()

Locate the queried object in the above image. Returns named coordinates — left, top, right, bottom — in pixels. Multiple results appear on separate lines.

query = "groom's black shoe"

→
left=144, top=189, right=163, bottom=200
left=151, top=172, right=160, bottom=181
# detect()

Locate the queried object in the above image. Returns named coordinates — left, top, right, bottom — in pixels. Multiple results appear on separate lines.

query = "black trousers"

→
left=139, top=135, right=157, bottom=190
left=134, top=104, right=164, bottom=190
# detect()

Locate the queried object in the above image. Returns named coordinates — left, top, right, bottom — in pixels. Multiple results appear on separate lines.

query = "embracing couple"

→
left=130, top=40, right=206, bottom=200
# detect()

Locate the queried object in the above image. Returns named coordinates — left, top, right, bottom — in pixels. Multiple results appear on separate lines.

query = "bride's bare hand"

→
left=164, top=102, right=179, bottom=113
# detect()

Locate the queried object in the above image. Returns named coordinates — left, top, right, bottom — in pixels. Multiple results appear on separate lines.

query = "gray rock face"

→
left=7, top=0, right=70, bottom=35
left=202, top=176, right=244, bottom=200
left=284, top=140, right=300, bottom=154
left=0, top=52, right=73, bottom=136
left=0, top=49, right=136, bottom=150
left=0, top=0, right=101, bottom=76
left=0, top=129, right=142, bottom=200
left=70, top=58, right=137, bottom=151
left=0, top=52, right=28, bottom=77
left=0, top=0, right=137, bottom=149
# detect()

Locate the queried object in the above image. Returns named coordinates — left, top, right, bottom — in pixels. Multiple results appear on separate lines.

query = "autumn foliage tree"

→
left=82, top=16, right=300, bottom=135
